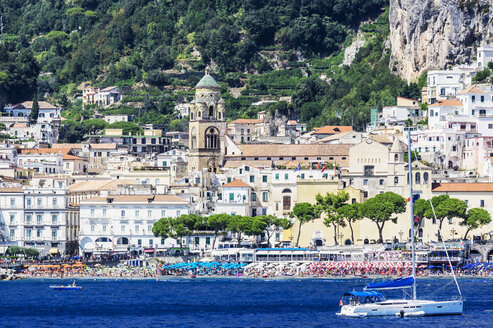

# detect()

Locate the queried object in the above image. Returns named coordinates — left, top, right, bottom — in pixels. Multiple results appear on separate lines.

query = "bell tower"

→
left=188, top=71, right=225, bottom=173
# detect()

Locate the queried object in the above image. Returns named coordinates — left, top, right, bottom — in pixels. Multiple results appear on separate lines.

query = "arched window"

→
left=282, top=188, right=292, bottom=193
left=117, top=237, right=129, bottom=245
left=283, top=196, right=291, bottom=210
left=191, top=113, right=194, bottom=120
left=423, top=172, right=429, bottom=184
left=204, top=127, right=219, bottom=149
left=209, top=106, right=214, bottom=118
left=430, top=110, right=434, bottom=117
left=415, top=172, right=421, bottom=184
left=394, top=154, right=399, bottom=162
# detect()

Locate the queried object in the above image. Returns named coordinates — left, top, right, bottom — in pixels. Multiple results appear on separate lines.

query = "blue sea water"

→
left=0, top=278, right=492, bottom=327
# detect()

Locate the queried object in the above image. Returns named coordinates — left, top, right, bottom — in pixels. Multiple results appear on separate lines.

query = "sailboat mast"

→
left=407, top=128, right=417, bottom=300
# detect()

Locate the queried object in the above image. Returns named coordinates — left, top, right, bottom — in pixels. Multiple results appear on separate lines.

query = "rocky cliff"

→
left=389, top=0, right=493, bottom=81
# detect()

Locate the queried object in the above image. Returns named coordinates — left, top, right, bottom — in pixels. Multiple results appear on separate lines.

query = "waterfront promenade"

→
left=13, top=260, right=493, bottom=280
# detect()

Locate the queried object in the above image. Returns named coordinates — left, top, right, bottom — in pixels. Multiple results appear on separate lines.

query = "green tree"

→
left=7, top=246, right=22, bottom=255
left=0, top=123, right=6, bottom=131
left=316, top=191, right=349, bottom=245
left=23, top=247, right=40, bottom=258
left=361, top=192, right=406, bottom=243
left=107, top=121, right=143, bottom=136
left=259, top=215, right=293, bottom=247
left=30, top=93, right=39, bottom=124
left=152, top=214, right=195, bottom=254
left=337, top=202, right=363, bottom=244
left=82, top=118, right=108, bottom=134
left=290, top=202, right=321, bottom=247
left=461, top=208, right=491, bottom=240
left=206, top=214, right=231, bottom=249
left=243, top=216, right=268, bottom=247
left=414, top=195, right=467, bottom=241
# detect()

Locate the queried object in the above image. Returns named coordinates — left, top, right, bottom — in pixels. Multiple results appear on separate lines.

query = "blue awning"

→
left=343, top=291, right=384, bottom=298
left=365, top=276, right=414, bottom=290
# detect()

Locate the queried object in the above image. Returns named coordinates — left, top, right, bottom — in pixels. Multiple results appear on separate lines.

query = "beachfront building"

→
left=0, top=186, right=71, bottom=256
left=215, top=179, right=253, bottom=216
left=79, top=194, right=189, bottom=257
left=431, top=183, right=493, bottom=244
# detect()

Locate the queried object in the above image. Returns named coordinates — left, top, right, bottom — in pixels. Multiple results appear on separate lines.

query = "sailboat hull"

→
left=337, top=299, right=463, bottom=317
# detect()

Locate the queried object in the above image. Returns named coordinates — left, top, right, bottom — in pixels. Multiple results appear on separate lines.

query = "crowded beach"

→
left=10, top=260, right=493, bottom=279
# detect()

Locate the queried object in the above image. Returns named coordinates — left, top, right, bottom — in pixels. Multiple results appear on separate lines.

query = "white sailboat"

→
left=337, top=129, right=463, bottom=317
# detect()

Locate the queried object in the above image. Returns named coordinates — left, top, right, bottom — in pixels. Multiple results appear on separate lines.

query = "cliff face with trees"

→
left=1, top=0, right=423, bottom=131
left=389, top=0, right=493, bottom=80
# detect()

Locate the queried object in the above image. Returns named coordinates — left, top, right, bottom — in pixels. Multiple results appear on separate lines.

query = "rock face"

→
left=389, top=0, right=493, bottom=81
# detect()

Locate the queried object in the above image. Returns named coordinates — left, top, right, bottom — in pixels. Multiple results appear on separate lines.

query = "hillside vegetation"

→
left=0, top=0, right=422, bottom=133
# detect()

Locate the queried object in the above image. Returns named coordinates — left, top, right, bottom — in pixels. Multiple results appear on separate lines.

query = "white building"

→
left=82, top=85, right=121, bottom=107
left=103, top=115, right=128, bottom=124
left=215, top=179, right=252, bottom=216
left=0, top=186, right=71, bottom=256
left=5, top=101, right=61, bottom=123
left=175, top=103, right=191, bottom=119
left=476, top=46, right=493, bottom=69
left=427, top=70, right=473, bottom=104
left=79, top=194, right=190, bottom=256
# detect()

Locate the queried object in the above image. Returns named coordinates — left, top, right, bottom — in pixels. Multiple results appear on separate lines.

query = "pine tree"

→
left=30, top=93, right=39, bottom=123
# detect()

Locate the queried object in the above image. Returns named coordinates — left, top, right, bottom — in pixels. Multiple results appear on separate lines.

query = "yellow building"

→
left=284, top=177, right=364, bottom=247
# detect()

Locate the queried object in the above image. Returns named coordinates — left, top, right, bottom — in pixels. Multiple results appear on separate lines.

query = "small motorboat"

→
left=50, top=281, right=82, bottom=291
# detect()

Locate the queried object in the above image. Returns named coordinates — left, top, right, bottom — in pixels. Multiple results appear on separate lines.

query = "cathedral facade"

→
left=188, top=72, right=226, bottom=173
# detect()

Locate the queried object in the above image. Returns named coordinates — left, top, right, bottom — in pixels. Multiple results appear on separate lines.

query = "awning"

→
left=343, top=291, right=384, bottom=298
left=365, top=276, right=414, bottom=290
left=144, top=248, right=155, bottom=253
left=49, top=248, right=59, bottom=254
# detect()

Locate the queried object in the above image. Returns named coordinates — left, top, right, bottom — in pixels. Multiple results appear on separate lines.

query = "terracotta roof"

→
left=317, top=131, right=353, bottom=143
left=231, top=144, right=349, bottom=157
left=69, top=179, right=136, bottom=192
left=12, top=123, right=27, bottom=128
left=428, top=99, right=463, bottom=107
left=367, top=135, right=393, bottom=145
left=63, top=154, right=85, bottom=161
left=0, top=187, right=23, bottom=193
left=80, top=194, right=188, bottom=204
left=221, top=179, right=252, bottom=188
left=432, top=183, right=493, bottom=192
left=52, top=143, right=82, bottom=149
left=223, top=160, right=273, bottom=169
left=89, top=143, right=117, bottom=150
left=313, top=126, right=353, bottom=135
left=397, top=96, right=418, bottom=102
left=12, top=101, right=57, bottom=109
left=456, top=85, right=487, bottom=95
left=20, top=147, right=84, bottom=161
left=287, top=120, right=299, bottom=125
left=100, top=86, right=119, bottom=92
left=490, top=157, right=493, bottom=165
left=228, top=119, right=263, bottom=124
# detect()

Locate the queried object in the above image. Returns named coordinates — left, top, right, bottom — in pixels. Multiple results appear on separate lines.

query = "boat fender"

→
left=339, top=300, right=343, bottom=307
left=400, top=310, right=405, bottom=318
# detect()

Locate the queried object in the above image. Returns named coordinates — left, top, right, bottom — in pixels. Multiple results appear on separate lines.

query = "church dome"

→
left=195, top=74, right=220, bottom=89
